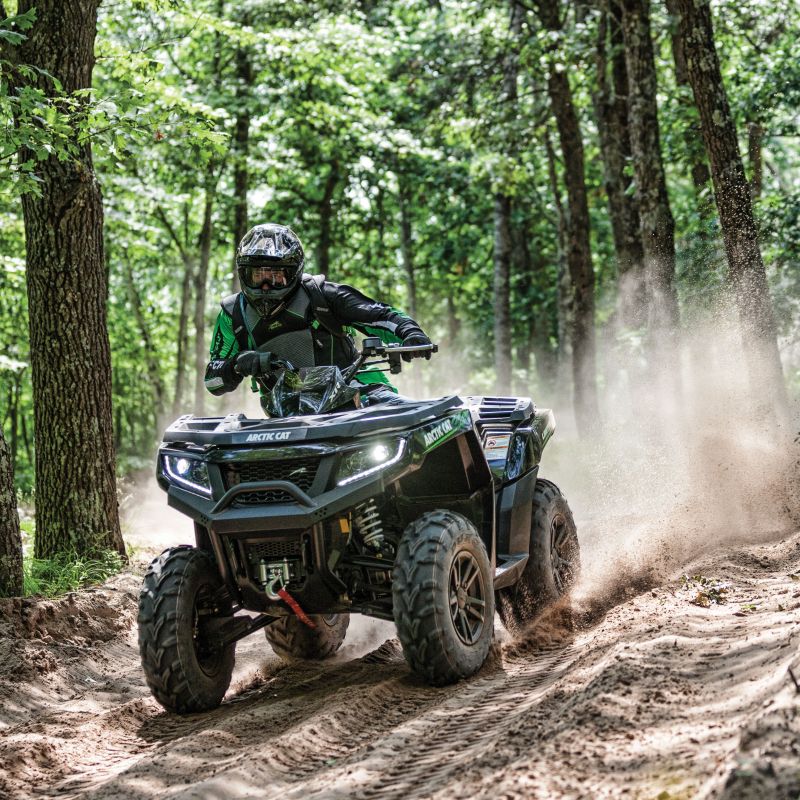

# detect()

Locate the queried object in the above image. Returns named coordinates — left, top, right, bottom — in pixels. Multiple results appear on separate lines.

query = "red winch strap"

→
left=277, top=587, right=317, bottom=629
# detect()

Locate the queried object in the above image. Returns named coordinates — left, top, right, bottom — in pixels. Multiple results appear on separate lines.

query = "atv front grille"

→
left=221, top=457, right=320, bottom=506
left=246, top=539, right=302, bottom=560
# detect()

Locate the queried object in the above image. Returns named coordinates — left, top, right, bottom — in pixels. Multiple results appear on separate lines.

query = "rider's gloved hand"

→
left=234, top=350, right=275, bottom=377
left=401, top=333, right=432, bottom=362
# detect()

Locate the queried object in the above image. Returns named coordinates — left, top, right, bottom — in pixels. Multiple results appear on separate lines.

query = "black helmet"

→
left=236, top=223, right=304, bottom=313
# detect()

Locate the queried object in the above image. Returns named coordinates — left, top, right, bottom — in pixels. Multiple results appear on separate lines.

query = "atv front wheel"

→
left=496, top=479, right=580, bottom=633
left=393, top=510, right=495, bottom=686
left=138, top=546, right=235, bottom=714
left=265, top=613, right=349, bottom=661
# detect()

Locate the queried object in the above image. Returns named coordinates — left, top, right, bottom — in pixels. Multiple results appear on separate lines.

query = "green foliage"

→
left=1, top=0, right=799, bottom=506
left=19, top=550, right=125, bottom=598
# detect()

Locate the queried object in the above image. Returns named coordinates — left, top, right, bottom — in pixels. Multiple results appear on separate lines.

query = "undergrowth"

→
left=22, top=550, right=124, bottom=598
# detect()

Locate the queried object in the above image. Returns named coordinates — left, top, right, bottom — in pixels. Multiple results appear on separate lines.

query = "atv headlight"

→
left=163, top=454, right=212, bottom=497
left=336, top=438, right=407, bottom=486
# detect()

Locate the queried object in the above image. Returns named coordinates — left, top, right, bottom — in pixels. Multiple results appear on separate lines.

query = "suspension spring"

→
left=353, top=499, right=384, bottom=550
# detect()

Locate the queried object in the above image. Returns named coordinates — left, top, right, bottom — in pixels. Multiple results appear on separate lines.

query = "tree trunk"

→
left=544, top=129, right=572, bottom=374
left=748, top=122, right=764, bottom=200
left=0, top=428, right=23, bottom=597
left=620, top=0, right=679, bottom=342
left=592, top=0, right=646, bottom=329
left=675, top=0, right=787, bottom=416
left=493, top=193, right=513, bottom=395
left=122, top=257, right=166, bottom=413
left=174, top=253, right=194, bottom=415
left=230, top=41, right=252, bottom=294
left=398, top=177, right=418, bottom=321
left=16, top=0, right=124, bottom=558
left=317, top=161, right=339, bottom=275
left=665, top=0, right=714, bottom=221
left=194, top=190, right=214, bottom=414
left=536, top=0, right=599, bottom=435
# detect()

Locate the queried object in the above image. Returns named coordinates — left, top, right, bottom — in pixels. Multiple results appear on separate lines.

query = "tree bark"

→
left=592, top=0, right=646, bottom=329
left=493, top=193, right=513, bottom=395
left=748, top=122, right=764, bottom=200
left=675, top=0, right=787, bottom=415
left=620, top=0, right=679, bottom=343
left=536, top=0, right=599, bottom=435
left=0, top=428, right=23, bottom=597
left=194, top=190, right=214, bottom=414
left=16, top=0, right=124, bottom=558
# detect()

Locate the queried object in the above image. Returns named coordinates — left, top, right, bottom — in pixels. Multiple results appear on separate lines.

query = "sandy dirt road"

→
left=1, top=524, right=798, bottom=800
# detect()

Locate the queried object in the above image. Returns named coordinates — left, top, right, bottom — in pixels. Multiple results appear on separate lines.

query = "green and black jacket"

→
left=204, top=275, right=426, bottom=396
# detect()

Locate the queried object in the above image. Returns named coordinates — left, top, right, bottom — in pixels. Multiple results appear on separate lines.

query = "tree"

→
left=619, top=0, right=679, bottom=342
left=535, top=0, right=599, bottom=435
left=0, top=427, right=23, bottom=597
left=674, top=0, right=788, bottom=417
left=11, top=1, right=124, bottom=558
left=592, top=0, right=645, bottom=330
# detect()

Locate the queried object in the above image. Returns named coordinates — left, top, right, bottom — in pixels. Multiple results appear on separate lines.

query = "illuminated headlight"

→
left=336, top=439, right=407, bottom=486
left=163, top=454, right=212, bottom=497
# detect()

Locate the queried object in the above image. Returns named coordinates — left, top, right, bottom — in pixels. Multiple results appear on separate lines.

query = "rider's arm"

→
left=321, top=282, right=429, bottom=344
left=204, top=309, right=244, bottom=395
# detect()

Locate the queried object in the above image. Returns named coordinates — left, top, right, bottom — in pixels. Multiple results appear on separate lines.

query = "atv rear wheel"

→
left=393, top=510, right=495, bottom=686
left=138, top=546, right=235, bottom=714
left=265, top=613, right=349, bottom=661
left=496, top=479, right=580, bottom=633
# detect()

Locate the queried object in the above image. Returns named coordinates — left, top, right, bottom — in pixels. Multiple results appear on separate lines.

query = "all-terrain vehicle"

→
left=139, top=339, right=580, bottom=714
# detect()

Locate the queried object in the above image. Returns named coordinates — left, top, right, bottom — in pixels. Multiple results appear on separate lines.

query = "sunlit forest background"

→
left=1, top=0, right=798, bottom=503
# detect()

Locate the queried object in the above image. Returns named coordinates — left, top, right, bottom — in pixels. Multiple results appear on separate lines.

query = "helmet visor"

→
left=242, top=263, right=298, bottom=289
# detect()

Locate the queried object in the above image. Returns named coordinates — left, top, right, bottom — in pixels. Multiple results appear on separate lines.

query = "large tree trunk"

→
left=536, top=0, right=599, bottom=435
left=194, top=190, right=214, bottom=414
left=0, top=428, right=23, bottom=597
left=493, top=193, right=513, bottom=394
left=592, top=0, right=646, bottom=329
left=675, top=0, right=787, bottom=416
left=16, top=0, right=124, bottom=558
left=620, top=0, right=680, bottom=342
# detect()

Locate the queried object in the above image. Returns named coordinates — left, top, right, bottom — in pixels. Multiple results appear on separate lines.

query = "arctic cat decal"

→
left=423, top=418, right=453, bottom=448
left=245, top=431, right=294, bottom=443
left=418, top=410, right=472, bottom=453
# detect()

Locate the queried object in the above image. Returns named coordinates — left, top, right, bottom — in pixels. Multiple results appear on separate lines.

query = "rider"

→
left=204, top=223, right=431, bottom=404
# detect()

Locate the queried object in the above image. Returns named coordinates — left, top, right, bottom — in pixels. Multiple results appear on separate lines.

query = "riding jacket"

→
left=204, top=276, right=427, bottom=396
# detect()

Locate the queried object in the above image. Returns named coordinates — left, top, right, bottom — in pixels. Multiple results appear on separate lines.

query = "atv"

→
left=138, top=338, right=580, bottom=714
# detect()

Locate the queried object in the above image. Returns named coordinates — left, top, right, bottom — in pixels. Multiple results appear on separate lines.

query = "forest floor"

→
left=0, top=518, right=799, bottom=799
left=1, top=410, right=799, bottom=800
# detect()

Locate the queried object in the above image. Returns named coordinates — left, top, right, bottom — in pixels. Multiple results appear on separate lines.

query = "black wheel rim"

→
left=550, top=514, right=576, bottom=593
left=321, top=614, right=338, bottom=627
left=448, top=550, right=486, bottom=646
left=193, top=584, right=223, bottom=676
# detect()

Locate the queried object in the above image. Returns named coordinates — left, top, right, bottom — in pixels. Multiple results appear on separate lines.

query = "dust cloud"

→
left=123, top=305, right=798, bottom=621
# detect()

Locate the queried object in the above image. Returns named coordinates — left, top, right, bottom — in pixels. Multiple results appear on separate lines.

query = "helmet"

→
left=236, top=223, right=305, bottom=314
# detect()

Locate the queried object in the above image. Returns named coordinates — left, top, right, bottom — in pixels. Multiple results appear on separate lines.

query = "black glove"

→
left=401, top=333, right=432, bottom=362
left=234, top=350, right=275, bottom=377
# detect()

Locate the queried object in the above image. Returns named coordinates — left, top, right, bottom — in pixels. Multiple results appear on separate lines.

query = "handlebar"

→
left=342, top=337, right=438, bottom=382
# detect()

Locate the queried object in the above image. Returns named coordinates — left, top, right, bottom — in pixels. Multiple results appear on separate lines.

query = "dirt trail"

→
left=1, top=527, right=798, bottom=800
